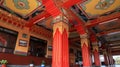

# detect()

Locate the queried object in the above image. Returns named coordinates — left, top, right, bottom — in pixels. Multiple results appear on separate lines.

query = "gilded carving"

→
left=53, top=22, right=68, bottom=36
left=81, top=37, right=89, bottom=47
left=53, top=15, right=69, bottom=36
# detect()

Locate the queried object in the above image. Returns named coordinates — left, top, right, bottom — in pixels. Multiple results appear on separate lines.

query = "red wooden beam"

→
left=69, top=27, right=76, bottom=32
left=25, top=11, right=51, bottom=27
left=86, top=12, right=120, bottom=28
left=69, top=37, right=80, bottom=42
left=62, top=0, right=83, bottom=8
left=66, top=9, right=86, bottom=34
left=96, top=28, right=120, bottom=36
left=26, top=0, right=62, bottom=27
left=43, top=0, right=61, bottom=17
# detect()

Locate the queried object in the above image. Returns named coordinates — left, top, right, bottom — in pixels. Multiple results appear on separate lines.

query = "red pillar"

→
left=92, top=42, right=101, bottom=66
left=75, top=24, right=92, bottom=66
left=108, top=47, right=113, bottom=65
left=52, top=15, right=69, bottom=67
left=90, top=34, right=101, bottom=66
left=80, top=34, right=92, bottom=66
left=103, top=49, right=109, bottom=65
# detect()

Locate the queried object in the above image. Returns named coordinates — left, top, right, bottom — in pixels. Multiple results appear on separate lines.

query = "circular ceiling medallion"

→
left=13, top=0, right=30, bottom=9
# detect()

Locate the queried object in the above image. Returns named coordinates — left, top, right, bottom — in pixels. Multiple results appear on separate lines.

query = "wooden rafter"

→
left=108, top=40, right=120, bottom=44
left=69, top=37, right=80, bottom=42
left=25, top=11, right=51, bottom=27
left=62, top=0, right=83, bottom=8
left=96, top=28, right=120, bottom=36
left=86, top=12, right=120, bottom=27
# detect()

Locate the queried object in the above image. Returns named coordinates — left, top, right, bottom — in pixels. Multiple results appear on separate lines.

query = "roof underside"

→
left=0, top=0, right=120, bottom=55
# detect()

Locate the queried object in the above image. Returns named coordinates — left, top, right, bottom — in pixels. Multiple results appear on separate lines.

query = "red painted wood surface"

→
left=0, top=53, right=51, bottom=65
left=52, top=28, right=69, bottom=67
left=104, top=53, right=109, bottom=65
left=43, top=0, right=61, bottom=17
left=93, top=49, right=100, bottom=66
left=26, top=11, right=51, bottom=27
left=62, top=0, right=83, bottom=8
left=86, top=12, right=120, bottom=28
left=75, top=24, right=86, bottom=35
left=82, top=43, right=91, bottom=66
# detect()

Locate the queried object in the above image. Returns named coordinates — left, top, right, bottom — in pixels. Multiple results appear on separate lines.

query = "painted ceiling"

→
left=78, top=0, right=120, bottom=18
left=0, top=0, right=43, bottom=18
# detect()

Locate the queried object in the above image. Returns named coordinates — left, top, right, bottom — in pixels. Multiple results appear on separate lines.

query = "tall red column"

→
left=75, top=24, right=92, bottom=66
left=92, top=42, right=101, bottom=66
left=52, top=15, right=69, bottom=67
left=108, top=47, right=113, bottom=65
left=90, top=35, right=101, bottom=66
left=103, top=49, right=109, bottom=65
left=80, top=34, right=92, bottom=66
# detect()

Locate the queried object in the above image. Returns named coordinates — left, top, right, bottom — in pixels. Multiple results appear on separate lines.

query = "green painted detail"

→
left=95, top=0, right=115, bottom=10
left=13, top=0, right=30, bottom=9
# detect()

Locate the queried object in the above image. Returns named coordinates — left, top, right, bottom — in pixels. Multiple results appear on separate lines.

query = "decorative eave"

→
left=0, top=9, right=52, bottom=38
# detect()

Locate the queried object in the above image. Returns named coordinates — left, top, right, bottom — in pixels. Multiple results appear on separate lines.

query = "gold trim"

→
left=53, top=21, right=68, bottom=36
left=80, top=33, right=89, bottom=39
left=81, top=38, right=89, bottom=47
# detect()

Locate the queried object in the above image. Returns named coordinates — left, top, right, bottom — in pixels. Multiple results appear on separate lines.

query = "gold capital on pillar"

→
left=52, top=15, right=69, bottom=67
left=80, top=33, right=92, bottom=66
left=92, top=42, right=99, bottom=52
left=80, top=33, right=89, bottom=47
left=53, top=14, right=68, bottom=36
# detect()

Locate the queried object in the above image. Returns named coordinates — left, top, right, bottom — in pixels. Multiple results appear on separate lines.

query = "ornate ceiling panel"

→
left=78, top=0, right=120, bottom=18
left=0, top=0, right=42, bottom=18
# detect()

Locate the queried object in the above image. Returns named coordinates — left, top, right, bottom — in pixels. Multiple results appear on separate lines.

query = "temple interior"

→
left=0, top=0, right=120, bottom=67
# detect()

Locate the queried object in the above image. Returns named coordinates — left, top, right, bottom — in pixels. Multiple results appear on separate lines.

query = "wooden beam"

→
left=65, top=9, right=86, bottom=34
left=108, top=40, right=120, bottom=45
left=69, top=37, right=80, bottom=42
left=110, top=44, right=120, bottom=47
left=96, top=28, right=120, bottom=36
left=25, top=11, right=51, bottom=27
left=62, top=0, right=83, bottom=8
left=111, top=48, right=120, bottom=51
left=26, top=0, right=62, bottom=27
left=86, top=12, right=120, bottom=27
left=69, top=27, right=76, bottom=32
left=112, top=51, right=120, bottom=55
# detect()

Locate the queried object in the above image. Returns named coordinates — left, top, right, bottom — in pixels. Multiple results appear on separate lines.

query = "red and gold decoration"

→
left=52, top=15, right=69, bottom=67
left=80, top=33, right=92, bottom=66
left=90, top=34, right=100, bottom=66
left=92, top=42, right=101, bottom=66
